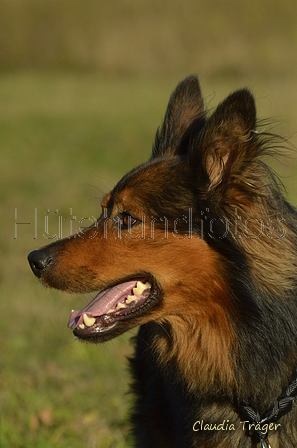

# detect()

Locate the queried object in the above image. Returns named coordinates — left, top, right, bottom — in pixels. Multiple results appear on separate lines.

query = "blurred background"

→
left=1, top=0, right=297, bottom=446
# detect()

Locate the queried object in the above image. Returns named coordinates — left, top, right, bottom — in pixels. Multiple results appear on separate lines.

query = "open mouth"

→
left=68, top=277, right=158, bottom=341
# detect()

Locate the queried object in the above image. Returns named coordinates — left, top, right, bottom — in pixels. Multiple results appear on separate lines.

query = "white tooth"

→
left=133, top=281, right=151, bottom=296
left=106, top=308, right=115, bottom=314
left=83, top=313, right=96, bottom=327
left=133, top=282, right=146, bottom=296
left=116, top=302, right=126, bottom=310
left=71, top=309, right=75, bottom=313
left=78, top=323, right=85, bottom=329
left=126, top=295, right=136, bottom=304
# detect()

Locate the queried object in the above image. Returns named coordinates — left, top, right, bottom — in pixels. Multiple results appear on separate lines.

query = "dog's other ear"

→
left=194, top=89, right=257, bottom=190
left=152, top=75, right=205, bottom=158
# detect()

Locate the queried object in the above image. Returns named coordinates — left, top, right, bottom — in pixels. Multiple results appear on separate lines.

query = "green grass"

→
left=0, top=1, right=297, bottom=445
left=0, top=73, right=158, bottom=447
left=0, top=0, right=297, bottom=79
left=0, top=1, right=296, bottom=446
left=1, top=70, right=297, bottom=447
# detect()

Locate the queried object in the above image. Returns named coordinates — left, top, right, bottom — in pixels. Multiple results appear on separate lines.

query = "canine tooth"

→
left=116, top=302, right=126, bottom=310
left=83, top=313, right=96, bottom=327
left=126, top=295, right=136, bottom=304
left=78, top=323, right=85, bottom=329
left=133, top=281, right=151, bottom=296
left=106, top=308, right=115, bottom=314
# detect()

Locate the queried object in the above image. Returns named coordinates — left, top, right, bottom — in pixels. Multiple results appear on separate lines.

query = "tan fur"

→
left=28, top=76, right=297, bottom=447
left=51, top=192, right=237, bottom=394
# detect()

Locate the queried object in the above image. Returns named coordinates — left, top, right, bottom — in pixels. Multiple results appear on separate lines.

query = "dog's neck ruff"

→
left=238, top=368, right=297, bottom=447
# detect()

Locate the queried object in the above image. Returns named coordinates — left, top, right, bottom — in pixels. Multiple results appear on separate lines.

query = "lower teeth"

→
left=116, top=302, right=126, bottom=311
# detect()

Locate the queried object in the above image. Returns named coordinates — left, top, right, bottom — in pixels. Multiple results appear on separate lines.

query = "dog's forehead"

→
left=114, top=158, right=179, bottom=198
left=110, top=169, right=152, bottom=213
left=103, top=156, right=194, bottom=217
left=118, top=157, right=187, bottom=191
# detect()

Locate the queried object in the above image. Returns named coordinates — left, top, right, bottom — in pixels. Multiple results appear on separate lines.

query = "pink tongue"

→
left=68, top=280, right=138, bottom=329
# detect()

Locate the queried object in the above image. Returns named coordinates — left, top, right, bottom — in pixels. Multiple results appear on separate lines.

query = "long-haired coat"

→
left=28, top=76, right=297, bottom=447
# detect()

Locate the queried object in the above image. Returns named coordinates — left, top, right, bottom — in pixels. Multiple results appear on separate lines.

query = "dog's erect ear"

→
left=195, top=89, right=257, bottom=189
left=152, top=75, right=205, bottom=158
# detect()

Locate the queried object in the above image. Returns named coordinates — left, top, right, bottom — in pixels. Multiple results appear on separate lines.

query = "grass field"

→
left=1, top=71, right=297, bottom=448
left=1, top=0, right=297, bottom=446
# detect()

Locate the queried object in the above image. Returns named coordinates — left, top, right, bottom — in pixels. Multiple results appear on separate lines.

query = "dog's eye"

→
left=121, top=213, right=137, bottom=228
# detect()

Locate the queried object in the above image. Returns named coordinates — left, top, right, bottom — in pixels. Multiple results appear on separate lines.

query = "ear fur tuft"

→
left=196, top=89, right=257, bottom=189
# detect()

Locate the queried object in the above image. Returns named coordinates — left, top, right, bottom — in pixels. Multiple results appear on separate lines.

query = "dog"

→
left=28, top=76, right=297, bottom=447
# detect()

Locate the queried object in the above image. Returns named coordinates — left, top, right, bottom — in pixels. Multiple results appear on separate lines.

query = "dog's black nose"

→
left=28, top=249, right=52, bottom=278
